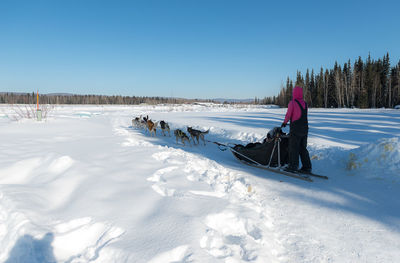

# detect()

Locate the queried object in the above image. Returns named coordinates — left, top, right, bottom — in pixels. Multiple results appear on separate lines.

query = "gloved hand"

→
left=281, top=122, right=287, bottom=128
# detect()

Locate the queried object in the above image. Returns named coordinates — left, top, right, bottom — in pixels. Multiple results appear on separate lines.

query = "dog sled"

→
left=214, top=127, right=327, bottom=182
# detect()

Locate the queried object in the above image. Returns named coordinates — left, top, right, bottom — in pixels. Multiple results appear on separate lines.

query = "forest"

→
left=258, top=53, right=400, bottom=108
left=0, top=93, right=212, bottom=105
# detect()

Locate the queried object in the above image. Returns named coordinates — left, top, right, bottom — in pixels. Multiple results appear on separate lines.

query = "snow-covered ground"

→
left=0, top=104, right=399, bottom=263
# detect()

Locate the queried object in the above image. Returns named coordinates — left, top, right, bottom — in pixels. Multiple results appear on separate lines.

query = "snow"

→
left=0, top=104, right=399, bottom=262
left=346, top=137, right=400, bottom=181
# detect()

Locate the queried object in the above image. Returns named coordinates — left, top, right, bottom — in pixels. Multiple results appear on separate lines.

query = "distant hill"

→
left=46, top=93, right=74, bottom=96
left=0, top=92, right=73, bottom=96
left=212, top=98, right=254, bottom=103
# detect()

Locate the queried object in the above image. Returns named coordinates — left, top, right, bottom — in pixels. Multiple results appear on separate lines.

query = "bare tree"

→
left=8, top=104, right=54, bottom=121
left=324, top=70, right=329, bottom=108
left=334, top=68, right=343, bottom=107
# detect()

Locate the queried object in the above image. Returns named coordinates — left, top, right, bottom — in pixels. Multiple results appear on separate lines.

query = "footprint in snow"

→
left=147, top=166, right=178, bottom=183
left=51, top=217, right=125, bottom=262
left=200, top=212, right=261, bottom=261
left=151, top=184, right=176, bottom=197
left=148, top=166, right=179, bottom=197
left=152, top=151, right=186, bottom=165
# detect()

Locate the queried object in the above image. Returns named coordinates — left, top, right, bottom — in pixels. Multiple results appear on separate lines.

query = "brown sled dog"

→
left=187, top=127, right=209, bottom=145
left=146, top=120, right=159, bottom=136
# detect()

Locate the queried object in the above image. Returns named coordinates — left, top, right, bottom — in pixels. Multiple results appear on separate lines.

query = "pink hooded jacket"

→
left=283, top=86, right=306, bottom=125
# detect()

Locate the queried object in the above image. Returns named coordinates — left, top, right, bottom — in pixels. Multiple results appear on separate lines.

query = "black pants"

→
left=288, top=134, right=312, bottom=170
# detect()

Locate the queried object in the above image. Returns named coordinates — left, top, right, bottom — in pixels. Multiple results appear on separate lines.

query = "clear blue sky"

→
left=1, top=0, right=399, bottom=99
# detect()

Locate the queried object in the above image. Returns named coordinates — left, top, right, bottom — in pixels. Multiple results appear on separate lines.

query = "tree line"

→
left=257, top=53, right=400, bottom=108
left=3, top=53, right=400, bottom=108
left=0, top=93, right=213, bottom=105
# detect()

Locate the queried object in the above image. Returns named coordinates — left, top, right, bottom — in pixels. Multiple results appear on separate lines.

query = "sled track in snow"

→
left=116, top=117, right=290, bottom=262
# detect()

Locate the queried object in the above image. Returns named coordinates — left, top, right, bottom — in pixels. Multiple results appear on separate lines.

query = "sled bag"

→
left=232, top=138, right=289, bottom=166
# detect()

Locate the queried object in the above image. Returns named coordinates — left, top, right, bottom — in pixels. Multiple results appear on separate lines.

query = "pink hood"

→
left=293, top=86, right=303, bottom=101
left=283, top=86, right=306, bottom=124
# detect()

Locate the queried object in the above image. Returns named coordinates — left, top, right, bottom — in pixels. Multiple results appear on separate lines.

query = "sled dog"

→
left=132, top=115, right=142, bottom=127
left=187, top=127, right=209, bottom=145
left=146, top=119, right=159, bottom=136
left=160, top=120, right=171, bottom=136
left=140, top=115, right=149, bottom=130
left=174, top=129, right=190, bottom=146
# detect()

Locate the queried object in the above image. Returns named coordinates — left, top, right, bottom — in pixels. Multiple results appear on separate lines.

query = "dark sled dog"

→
left=187, top=127, right=209, bottom=145
left=174, top=129, right=190, bottom=146
left=159, top=120, right=171, bottom=136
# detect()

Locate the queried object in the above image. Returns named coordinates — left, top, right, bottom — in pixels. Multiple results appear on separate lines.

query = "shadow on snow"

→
left=124, top=109, right=400, bottom=233
left=5, top=233, right=56, bottom=263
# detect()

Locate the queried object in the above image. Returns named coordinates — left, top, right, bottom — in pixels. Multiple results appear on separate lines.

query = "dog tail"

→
left=203, top=129, right=210, bottom=134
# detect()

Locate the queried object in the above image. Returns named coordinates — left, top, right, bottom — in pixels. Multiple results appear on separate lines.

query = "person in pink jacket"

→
left=281, top=86, right=312, bottom=173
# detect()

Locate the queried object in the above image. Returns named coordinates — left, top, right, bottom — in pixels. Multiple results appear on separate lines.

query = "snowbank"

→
left=346, top=137, right=400, bottom=181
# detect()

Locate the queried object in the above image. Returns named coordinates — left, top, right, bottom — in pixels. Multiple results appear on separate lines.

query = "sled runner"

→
left=213, top=127, right=328, bottom=182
